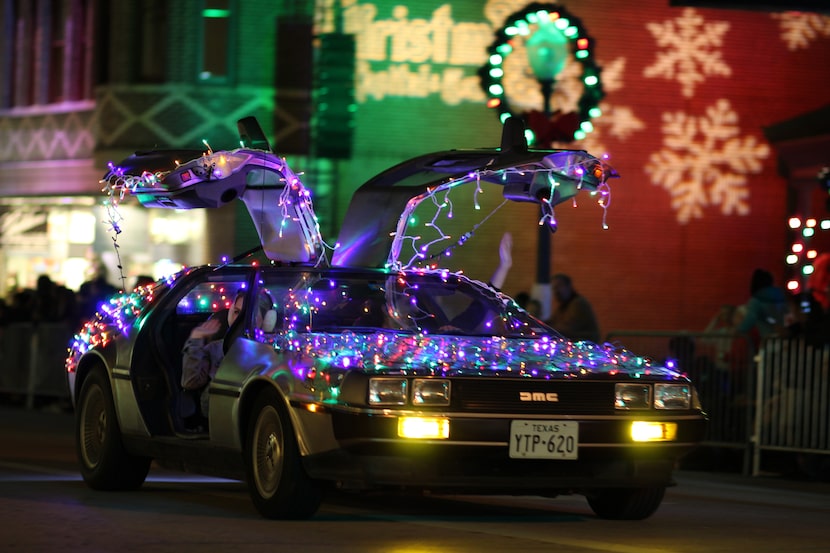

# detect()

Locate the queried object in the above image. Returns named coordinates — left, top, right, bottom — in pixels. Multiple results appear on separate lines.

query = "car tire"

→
left=76, top=367, right=151, bottom=490
left=245, top=387, right=322, bottom=519
left=586, top=486, right=666, bottom=520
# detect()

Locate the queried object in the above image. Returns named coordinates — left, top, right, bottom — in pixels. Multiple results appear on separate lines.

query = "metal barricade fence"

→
left=754, top=337, right=830, bottom=475
left=0, top=322, right=74, bottom=408
left=606, top=330, right=830, bottom=476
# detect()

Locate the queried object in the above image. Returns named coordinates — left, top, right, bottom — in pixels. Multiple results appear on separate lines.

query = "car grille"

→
left=454, top=379, right=615, bottom=415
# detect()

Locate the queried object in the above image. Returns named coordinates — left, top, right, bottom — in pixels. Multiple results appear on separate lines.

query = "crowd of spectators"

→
left=0, top=271, right=154, bottom=330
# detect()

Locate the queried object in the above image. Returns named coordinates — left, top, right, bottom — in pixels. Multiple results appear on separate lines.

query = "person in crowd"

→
left=789, top=256, right=830, bottom=347
left=546, top=273, right=601, bottom=343
left=181, top=289, right=272, bottom=417
left=735, top=268, right=787, bottom=343
left=77, top=263, right=118, bottom=321
left=30, top=275, right=78, bottom=325
left=514, top=291, right=543, bottom=318
left=132, top=275, right=156, bottom=289
left=807, top=253, right=830, bottom=313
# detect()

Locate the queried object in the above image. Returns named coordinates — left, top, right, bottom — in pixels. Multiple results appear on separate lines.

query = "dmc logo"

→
left=519, top=391, right=559, bottom=402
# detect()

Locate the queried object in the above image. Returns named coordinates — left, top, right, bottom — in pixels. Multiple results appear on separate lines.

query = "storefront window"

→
left=0, top=198, right=206, bottom=299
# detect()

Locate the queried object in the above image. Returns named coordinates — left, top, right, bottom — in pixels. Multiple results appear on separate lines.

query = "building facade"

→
left=2, top=0, right=829, bottom=334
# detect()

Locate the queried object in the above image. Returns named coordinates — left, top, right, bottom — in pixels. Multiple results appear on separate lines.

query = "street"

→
left=1, top=404, right=828, bottom=552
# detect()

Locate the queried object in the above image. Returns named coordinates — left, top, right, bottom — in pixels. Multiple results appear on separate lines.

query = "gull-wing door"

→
left=332, top=117, right=617, bottom=269
left=103, top=118, right=324, bottom=264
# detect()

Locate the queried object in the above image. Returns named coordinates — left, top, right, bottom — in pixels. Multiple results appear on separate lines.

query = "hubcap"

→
left=81, top=385, right=105, bottom=468
left=253, top=406, right=283, bottom=498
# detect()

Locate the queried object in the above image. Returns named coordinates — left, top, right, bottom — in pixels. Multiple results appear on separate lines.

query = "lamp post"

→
left=525, top=22, right=569, bottom=320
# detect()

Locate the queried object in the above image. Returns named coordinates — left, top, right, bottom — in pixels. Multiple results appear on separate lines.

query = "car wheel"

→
left=586, top=487, right=666, bottom=520
left=245, top=387, right=322, bottom=519
left=76, top=367, right=151, bottom=490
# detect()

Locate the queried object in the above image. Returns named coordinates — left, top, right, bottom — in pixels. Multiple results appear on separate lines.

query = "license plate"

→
left=509, top=420, right=578, bottom=459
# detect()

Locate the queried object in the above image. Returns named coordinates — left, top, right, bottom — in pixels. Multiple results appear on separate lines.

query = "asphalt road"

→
left=1, top=404, right=829, bottom=553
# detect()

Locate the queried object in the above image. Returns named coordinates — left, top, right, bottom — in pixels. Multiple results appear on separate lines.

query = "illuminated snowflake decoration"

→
left=646, top=99, right=770, bottom=224
left=773, top=12, right=830, bottom=50
left=643, top=8, right=731, bottom=98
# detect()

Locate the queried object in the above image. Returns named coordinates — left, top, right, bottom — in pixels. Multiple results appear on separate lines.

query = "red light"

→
left=577, top=38, right=588, bottom=49
left=486, top=98, right=501, bottom=108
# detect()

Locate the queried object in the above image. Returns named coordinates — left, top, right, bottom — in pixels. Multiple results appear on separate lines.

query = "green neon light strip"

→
left=203, top=9, right=230, bottom=18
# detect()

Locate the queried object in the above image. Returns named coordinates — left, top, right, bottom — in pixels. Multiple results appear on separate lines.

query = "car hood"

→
left=272, top=330, right=682, bottom=380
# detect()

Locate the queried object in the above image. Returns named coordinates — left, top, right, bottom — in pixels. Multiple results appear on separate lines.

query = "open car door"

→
left=332, top=117, right=617, bottom=269
left=102, top=117, right=324, bottom=264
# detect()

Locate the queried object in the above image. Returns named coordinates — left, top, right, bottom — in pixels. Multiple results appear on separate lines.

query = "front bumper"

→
left=301, top=409, right=707, bottom=492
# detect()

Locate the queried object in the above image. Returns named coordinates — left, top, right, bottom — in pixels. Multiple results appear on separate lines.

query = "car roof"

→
left=104, top=117, right=616, bottom=270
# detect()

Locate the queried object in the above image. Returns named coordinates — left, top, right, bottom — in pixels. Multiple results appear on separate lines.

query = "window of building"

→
left=199, top=0, right=233, bottom=83
left=48, top=0, right=65, bottom=103
left=139, top=0, right=167, bottom=83
left=12, top=0, right=36, bottom=107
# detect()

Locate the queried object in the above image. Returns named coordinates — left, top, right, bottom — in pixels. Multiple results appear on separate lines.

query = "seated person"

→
left=181, top=289, right=271, bottom=417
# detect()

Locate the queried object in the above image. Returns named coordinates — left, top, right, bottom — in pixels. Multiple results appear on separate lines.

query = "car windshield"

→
left=261, top=270, right=553, bottom=338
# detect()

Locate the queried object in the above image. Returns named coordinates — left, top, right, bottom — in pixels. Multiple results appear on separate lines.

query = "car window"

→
left=176, top=277, right=250, bottom=316
left=257, top=270, right=549, bottom=338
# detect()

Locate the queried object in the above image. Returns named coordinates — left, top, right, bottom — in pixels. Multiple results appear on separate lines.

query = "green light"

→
left=505, top=26, right=518, bottom=36
left=489, top=54, right=503, bottom=65
left=524, top=128, right=536, bottom=145
left=575, top=50, right=589, bottom=59
left=203, top=8, right=230, bottom=17
left=499, top=112, right=511, bottom=123
left=574, top=129, right=586, bottom=140
left=580, top=121, right=594, bottom=133
left=585, top=75, right=599, bottom=86
left=489, top=84, right=504, bottom=95
left=803, top=264, right=815, bottom=275
left=526, top=12, right=538, bottom=24
left=589, top=107, right=602, bottom=118
left=821, top=219, right=830, bottom=230
left=555, top=18, right=570, bottom=30
left=786, top=254, right=799, bottom=264
left=408, top=215, right=418, bottom=226
left=803, top=228, right=815, bottom=238
left=496, top=43, right=513, bottom=55
left=490, top=68, right=504, bottom=78
left=564, top=26, right=578, bottom=37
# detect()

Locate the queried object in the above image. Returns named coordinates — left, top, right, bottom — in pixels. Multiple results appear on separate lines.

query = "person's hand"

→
left=498, top=232, right=513, bottom=268
left=189, top=317, right=222, bottom=340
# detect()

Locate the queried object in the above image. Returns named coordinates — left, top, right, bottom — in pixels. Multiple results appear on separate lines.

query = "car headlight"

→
left=615, top=383, right=651, bottom=409
left=654, top=383, right=691, bottom=410
left=412, top=379, right=450, bottom=406
left=369, top=378, right=407, bottom=405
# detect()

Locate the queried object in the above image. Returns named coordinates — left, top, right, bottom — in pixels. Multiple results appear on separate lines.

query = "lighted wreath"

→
left=478, top=2, right=605, bottom=144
